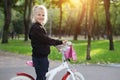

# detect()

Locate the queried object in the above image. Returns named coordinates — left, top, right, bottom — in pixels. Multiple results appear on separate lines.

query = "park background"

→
left=0, top=0, right=120, bottom=64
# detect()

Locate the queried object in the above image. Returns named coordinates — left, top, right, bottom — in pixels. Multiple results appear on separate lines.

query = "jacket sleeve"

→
left=29, top=25, right=63, bottom=46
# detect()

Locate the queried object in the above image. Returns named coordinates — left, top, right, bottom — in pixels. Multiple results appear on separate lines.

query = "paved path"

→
left=0, top=51, right=120, bottom=80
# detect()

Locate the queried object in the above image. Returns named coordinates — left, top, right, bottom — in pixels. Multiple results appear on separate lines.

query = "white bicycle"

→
left=10, top=42, right=85, bottom=80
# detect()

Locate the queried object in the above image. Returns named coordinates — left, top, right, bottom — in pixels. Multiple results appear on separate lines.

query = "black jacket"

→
left=29, top=22, right=62, bottom=58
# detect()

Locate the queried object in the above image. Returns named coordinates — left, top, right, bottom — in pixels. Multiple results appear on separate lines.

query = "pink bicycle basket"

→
left=64, top=45, right=77, bottom=61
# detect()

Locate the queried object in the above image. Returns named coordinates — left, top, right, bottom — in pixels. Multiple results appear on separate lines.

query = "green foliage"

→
left=110, top=1, right=120, bottom=35
left=12, top=0, right=25, bottom=14
left=12, top=14, right=24, bottom=34
left=1, top=0, right=120, bottom=37
left=0, top=40, right=120, bottom=64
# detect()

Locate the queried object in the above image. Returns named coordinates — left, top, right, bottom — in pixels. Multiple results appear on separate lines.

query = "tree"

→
left=86, top=0, right=95, bottom=60
left=74, top=0, right=86, bottom=40
left=24, top=0, right=33, bottom=41
left=104, top=0, right=114, bottom=50
left=51, top=0, right=69, bottom=38
left=59, top=0, right=62, bottom=39
left=1, top=0, right=12, bottom=43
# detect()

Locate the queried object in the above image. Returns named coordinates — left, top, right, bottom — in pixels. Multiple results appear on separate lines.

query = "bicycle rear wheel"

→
left=10, top=76, right=32, bottom=80
left=66, top=72, right=85, bottom=80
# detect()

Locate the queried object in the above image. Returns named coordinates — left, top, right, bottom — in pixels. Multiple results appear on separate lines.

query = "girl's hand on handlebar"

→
left=62, top=40, right=68, bottom=45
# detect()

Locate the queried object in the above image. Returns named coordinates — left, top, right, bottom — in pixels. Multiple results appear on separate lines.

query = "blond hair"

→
left=31, top=5, right=48, bottom=25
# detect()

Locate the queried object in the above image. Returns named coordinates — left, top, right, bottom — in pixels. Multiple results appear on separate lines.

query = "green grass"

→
left=0, top=40, right=120, bottom=64
left=0, top=40, right=32, bottom=55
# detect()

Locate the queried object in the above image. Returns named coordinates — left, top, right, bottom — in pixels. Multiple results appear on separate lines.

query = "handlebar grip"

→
left=66, top=41, right=72, bottom=45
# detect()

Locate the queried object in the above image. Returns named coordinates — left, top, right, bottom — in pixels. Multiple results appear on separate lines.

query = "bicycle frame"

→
left=46, top=44, right=76, bottom=80
left=46, top=61, right=75, bottom=80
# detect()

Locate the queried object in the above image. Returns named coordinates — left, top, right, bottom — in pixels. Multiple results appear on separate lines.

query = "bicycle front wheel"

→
left=66, top=72, right=85, bottom=80
left=10, top=76, right=32, bottom=80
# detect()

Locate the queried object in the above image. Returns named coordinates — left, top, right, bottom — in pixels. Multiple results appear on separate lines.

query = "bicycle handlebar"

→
left=56, top=41, right=71, bottom=52
left=65, top=41, right=72, bottom=46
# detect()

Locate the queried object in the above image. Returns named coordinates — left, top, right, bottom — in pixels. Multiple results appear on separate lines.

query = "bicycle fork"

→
left=62, top=69, right=76, bottom=80
left=62, top=71, right=70, bottom=80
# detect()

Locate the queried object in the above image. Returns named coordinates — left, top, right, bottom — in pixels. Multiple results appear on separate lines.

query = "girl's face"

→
left=35, top=8, right=45, bottom=25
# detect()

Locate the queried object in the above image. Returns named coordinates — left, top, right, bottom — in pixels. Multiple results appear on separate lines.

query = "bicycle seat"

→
left=26, top=61, right=34, bottom=67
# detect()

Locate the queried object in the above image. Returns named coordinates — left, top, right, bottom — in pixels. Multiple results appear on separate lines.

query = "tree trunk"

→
left=95, top=4, right=100, bottom=40
left=24, top=0, right=33, bottom=41
left=84, top=1, right=88, bottom=40
left=104, top=0, right=114, bottom=50
left=86, top=0, right=95, bottom=60
left=59, top=3, right=62, bottom=39
left=86, top=35, right=91, bottom=60
left=74, top=0, right=86, bottom=40
left=1, top=0, right=12, bottom=43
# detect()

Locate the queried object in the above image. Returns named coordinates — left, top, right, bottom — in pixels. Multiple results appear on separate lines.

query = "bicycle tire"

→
left=10, top=76, right=32, bottom=80
left=66, top=72, right=85, bottom=80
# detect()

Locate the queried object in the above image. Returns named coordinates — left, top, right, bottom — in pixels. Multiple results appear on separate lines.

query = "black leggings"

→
left=32, top=57, right=49, bottom=80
